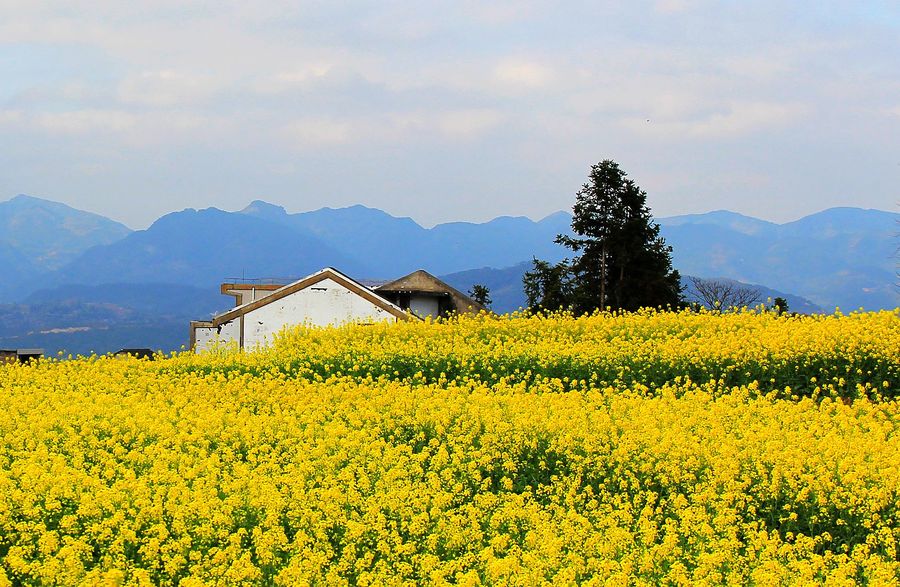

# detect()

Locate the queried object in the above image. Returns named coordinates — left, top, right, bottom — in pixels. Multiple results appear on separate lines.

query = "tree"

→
left=772, top=296, right=789, bottom=315
left=523, top=258, right=573, bottom=312
left=468, top=284, right=492, bottom=308
left=688, top=276, right=762, bottom=311
left=554, top=160, right=682, bottom=312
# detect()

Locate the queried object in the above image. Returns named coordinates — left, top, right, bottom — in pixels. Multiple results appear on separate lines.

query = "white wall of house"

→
left=193, top=325, right=217, bottom=352
left=241, top=277, right=397, bottom=349
left=218, top=320, right=241, bottom=347
left=409, top=295, right=440, bottom=318
left=194, top=319, right=240, bottom=352
left=223, top=287, right=281, bottom=307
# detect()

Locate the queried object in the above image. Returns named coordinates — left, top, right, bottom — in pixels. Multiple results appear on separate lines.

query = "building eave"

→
left=211, top=267, right=415, bottom=327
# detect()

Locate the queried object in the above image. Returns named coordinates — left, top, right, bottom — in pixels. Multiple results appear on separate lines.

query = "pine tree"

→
left=467, top=284, right=492, bottom=308
left=555, top=160, right=682, bottom=312
left=523, top=258, right=573, bottom=312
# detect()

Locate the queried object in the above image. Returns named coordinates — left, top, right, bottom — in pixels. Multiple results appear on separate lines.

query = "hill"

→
left=39, top=207, right=373, bottom=290
left=2, top=194, right=896, bottom=319
left=0, top=283, right=233, bottom=355
left=658, top=207, right=899, bottom=310
left=0, top=194, right=131, bottom=270
left=241, top=201, right=571, bottom=276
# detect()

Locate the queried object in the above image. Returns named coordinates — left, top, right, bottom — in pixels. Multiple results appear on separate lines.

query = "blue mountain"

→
left=241, top=201, right=572, bottom=276
left=39, top=207, right=372, bottom=290
left=4, top=194, right=894, bottom=356
left=658, top=207, right=899, bottom=311
left=0, top=194, right=131, bottom=269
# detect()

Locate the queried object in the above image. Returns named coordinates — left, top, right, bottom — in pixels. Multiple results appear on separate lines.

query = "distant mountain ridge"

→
left=0, top=194, right=132, bottom=299
left=0, top=194, right=131, bottom=269
left=39, top=207, right=373, bottom=290
left=657, top=207, right=898, bottom=310
left=240, top=200, right=572, bottom=277
left=0, top=283, right=228, bottom=356
left=0, top=194, right=897, bottom=315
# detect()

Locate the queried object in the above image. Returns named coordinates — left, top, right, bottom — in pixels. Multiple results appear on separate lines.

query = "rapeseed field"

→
left=0, top=310, right=898, bottom=585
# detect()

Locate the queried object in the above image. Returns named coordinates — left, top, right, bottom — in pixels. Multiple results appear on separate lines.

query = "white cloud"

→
left=462, top=1, right=541, bottom=24
left=434, top=109, right=505, bottom=140
left=117, top=70, right=227, bottom=107
left=493, top=60, right=554, bottom=88
left=74, top=162, right=106, bottom=176
left=281, top=118, right=355, bottom=147
left=622, top=101, right=808, bottom=138
left=0, top=110, right=25, bottom=127
left=0, top=1, right=897, bottom=226
left=2, top=108, right=235, bottom=149
left=279, top=108, right=505, bottom=150
left=653, top=0, right=704, bottom=14
left=251, top=65, right=336, bottom=94
left=35, top=110, right=138, bottom=134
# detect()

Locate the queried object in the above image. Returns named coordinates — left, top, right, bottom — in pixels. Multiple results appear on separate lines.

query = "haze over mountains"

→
left=241, top=200, right=575, bottom=278
left=0, top=193, right=896, bottom=353
left=660, top=208, right=898, bottom=313
left=0, top=195, right=130, bottom=272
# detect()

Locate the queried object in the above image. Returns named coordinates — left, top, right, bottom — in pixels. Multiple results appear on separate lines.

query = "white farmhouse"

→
left=190, top=267, right=411, bottom=352
left=374, top=270, right=488, bottom=318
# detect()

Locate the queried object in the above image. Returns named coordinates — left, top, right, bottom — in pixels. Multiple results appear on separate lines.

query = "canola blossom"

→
left=177, top=308, right=899, bottom=400
left=0, top=310, right=897, bottom=585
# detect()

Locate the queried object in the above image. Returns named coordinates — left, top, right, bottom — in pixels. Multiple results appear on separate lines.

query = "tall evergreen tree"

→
left=555, top=160, right=682, bottom=312
left=522, top=258, right=573, bottom=312
left=467, top=284, right=492, bottom=308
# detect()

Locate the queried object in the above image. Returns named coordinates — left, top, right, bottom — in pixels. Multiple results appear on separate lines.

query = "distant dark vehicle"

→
left=114, top=348, right=156, bottom=360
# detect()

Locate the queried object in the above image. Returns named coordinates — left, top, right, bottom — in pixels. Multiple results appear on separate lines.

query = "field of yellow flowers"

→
left=0, top=310, right=898, bottom=585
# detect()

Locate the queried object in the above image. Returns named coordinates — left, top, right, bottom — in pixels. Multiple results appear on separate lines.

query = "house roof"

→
left=211, top=267, right=413, bottom=327
left=220, top=282, right=284, bottom=307
left=375, top=269, right=489, bottom=314
left=220, top=283, right=284, bottom=295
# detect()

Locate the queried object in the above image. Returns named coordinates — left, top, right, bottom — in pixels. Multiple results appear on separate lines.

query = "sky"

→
left=1, top=1, right=898, bottom=229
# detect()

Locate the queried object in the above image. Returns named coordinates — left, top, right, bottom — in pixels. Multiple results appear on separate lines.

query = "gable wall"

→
left=194, top=319, right=240, bottom=353
left=242, top=277, right=398, bottom=349
left=410, top=295, right=441, bottom=318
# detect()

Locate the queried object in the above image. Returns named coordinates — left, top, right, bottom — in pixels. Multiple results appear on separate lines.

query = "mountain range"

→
left=0, top=193, right=896, bottom=353
left=659, top=208, right=898, bottom=313
left=0, top=195, right=130, bottom=270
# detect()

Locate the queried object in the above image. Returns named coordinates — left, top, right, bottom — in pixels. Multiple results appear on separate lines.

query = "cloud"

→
left=653, top=0, right=705, bottom=14
left=493, top=60, right=554, bottom=88
left=1, top=1, right=898, bottom=227
left=117, top=70, right=226, bottom=107
left=279, top=108, right=505, bottom=150
left=461, top=1, right=541, bottom=24
left=623, top=101, right=808, bottom=139
left=35, top=110, right=137, bottom=134
left=0, top=110, right=25, bottom=127
left=0, top=108, right=235, bottom=149
left=433, top=109, right=506, bottom=139
left=281, top=118, right=355, bottom=147
left=253, top=65, right=335, bottom=94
